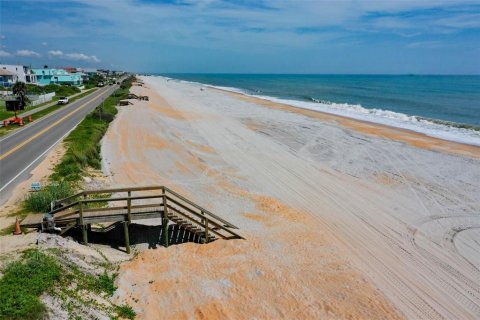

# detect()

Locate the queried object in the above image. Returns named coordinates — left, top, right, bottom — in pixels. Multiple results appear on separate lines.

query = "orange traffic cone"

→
left=13, top=217, right=21, bottom=235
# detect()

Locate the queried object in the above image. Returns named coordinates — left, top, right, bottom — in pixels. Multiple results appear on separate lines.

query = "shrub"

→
left=97, top=271, right=117, bottom=296
left=26, top=84, right=81, bottom=97
left=43, top=84, right=80, bottom=96
left=24, top=182, right=73, bottom=213
left=0, top=249, right=61, bottom=320
left=116, top=304, right=136, bottom=320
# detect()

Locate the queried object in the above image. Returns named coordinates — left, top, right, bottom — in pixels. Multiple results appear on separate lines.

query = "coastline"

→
left=101, top=75, right=480, bottom=318
left=212, top=86, right=480, bottom=159
left=165, top=74, right=480, bottom=149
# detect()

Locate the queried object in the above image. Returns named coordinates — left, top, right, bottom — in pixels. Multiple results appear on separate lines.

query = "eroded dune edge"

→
left=102, top=76, right=480, bottom=319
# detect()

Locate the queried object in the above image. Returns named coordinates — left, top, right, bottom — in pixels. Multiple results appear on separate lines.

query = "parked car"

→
left=57, top=97, right=69, bottom=105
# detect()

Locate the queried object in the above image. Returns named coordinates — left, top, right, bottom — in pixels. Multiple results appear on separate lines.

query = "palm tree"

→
left=12, top=81, right=30, bottom=118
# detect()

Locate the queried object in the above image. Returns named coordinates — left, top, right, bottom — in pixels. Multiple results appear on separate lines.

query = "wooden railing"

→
left=49, top=186, right=244, bottom=252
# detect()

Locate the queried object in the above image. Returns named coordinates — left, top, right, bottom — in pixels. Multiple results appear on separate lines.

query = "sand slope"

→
left=103, top=76, right=480, bottom=319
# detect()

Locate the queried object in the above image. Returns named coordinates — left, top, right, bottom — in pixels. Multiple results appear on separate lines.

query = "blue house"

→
left=32, top=68, right=83, bottom=86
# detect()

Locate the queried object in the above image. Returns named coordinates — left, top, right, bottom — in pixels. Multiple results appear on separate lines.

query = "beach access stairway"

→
left=21, top=186, right=243, bottom=253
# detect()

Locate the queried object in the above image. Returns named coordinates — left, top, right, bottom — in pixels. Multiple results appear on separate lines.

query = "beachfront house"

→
left=0, top=64, right=38, bottom=86
left=80, top=68, right=100, bottom=81
left=0, top=69, right=17, bottom=87
left=32, top=68, right=83, bottom=86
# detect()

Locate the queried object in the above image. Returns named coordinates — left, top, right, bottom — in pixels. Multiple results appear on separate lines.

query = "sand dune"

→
left=103, top=76, right=480, bottom=319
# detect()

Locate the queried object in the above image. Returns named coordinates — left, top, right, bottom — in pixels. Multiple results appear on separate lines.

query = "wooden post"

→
left=79, top=201, right=88, bottom=245
left=82, top=193, right=88, bottom=244
left=204, top=217, right=209, bottom=244
left=82, top=225, right=88, bottom=245
left=162, top=188, right=169, bottom=247
left=127, top=191, right=132, bottom=223
left=123, top=222, right=131, bottom=254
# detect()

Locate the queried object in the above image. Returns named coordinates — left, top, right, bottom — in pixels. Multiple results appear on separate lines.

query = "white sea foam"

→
left=264, top=96, right=480, bottom=146
left=212, top=85, right=480, bottom=147
left=157, top=76, right=480, bottom=147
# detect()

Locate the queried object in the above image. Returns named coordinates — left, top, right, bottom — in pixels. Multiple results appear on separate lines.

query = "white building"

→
left=0, top=65, right=37, bottom=85
left=0, top=69, right=18, bottom=87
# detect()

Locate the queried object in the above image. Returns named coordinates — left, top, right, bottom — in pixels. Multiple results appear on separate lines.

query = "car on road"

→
left=97, top=82, right=105, bottom=87
left=57, top=97, right=69, bottom=105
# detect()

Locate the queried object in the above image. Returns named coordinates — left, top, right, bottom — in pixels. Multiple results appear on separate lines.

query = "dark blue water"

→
left=162, top=74, right=480, bottom=126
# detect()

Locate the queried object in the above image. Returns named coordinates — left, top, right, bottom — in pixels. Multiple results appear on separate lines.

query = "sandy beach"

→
left=101, top=76, right=480, bottom=319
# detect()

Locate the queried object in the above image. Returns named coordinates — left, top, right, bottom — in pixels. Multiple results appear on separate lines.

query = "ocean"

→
left=160, top=74, right=480, bottom=146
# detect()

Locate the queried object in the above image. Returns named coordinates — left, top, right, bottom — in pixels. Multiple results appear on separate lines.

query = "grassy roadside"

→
left=0, top=76, right=136, bottom=319
left=1, top=78, right=132, bottom=226
left=51, top=77, right=134, bottom=183
left=0, top=88, right=98, bottom=137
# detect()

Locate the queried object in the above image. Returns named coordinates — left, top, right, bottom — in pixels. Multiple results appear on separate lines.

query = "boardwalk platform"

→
left=22, top=186, right=243, bottom=252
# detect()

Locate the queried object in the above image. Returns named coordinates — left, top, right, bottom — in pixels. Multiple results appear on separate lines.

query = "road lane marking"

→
left=0, top=90, right=108, bottom=161
left=0, top=126, right=75, bottom=195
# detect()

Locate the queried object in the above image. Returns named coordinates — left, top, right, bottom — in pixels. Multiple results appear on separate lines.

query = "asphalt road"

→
left=0, top=84, right=119, bottom=205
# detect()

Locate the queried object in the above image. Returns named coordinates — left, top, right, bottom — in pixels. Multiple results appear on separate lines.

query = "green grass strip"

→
left=50, top=77, right=134, bottom=183
left=0, top=249, right=61, bottom=320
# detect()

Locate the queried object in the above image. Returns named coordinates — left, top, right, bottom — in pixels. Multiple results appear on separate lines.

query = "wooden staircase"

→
left=22, top=186, right=244, bottom=253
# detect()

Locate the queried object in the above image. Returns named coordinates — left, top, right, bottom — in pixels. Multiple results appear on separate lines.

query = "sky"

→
left=0, top=0, right=479, bottom=74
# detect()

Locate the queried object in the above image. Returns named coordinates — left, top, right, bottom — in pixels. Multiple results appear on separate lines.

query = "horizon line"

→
left=145, top=72, right=480, bottom=76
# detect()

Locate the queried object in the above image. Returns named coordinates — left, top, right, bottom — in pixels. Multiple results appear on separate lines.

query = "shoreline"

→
left=103, top=77, right=403, bottom=319
left=211, top=86, right=480, bottom=159
left=102, top=75, right=480, bottom=318
left=162, top=75, right=480, bottom=148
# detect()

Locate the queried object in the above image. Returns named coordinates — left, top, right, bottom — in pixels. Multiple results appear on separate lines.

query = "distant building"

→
left=80, top=67, right=98, bottom=74
left=32, top=68, right=83, bottom=86
left=0, top=69, right=17, bottom=87
left=0, top=64, right=37, bottom=85
left=78, top=68, right=102, bottom=81
left=59, top=67, right=78, bottom=74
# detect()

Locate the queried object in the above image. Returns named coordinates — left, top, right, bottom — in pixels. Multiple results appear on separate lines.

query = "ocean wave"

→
left=222, top=87, right=480, bottom=146
left=155, top=76, right=480, bottom=146
left=257, top=95, right=480, bottom=146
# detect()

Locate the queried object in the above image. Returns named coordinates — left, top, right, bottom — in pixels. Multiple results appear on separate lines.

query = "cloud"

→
left=4, top=1, right=480, bottom=52
left=41, top=41, right=48, bottom=46
left=0, top=50, right=12, bottom=58
left=407, top=41, right=442, bottom=49
left=47, top=0, right=478, bottom=54
left=48, top=50, right=64, bottom=57
left=16, top=49, right=41, bottom=57
left=48, top=49, right=100, bottom=62
left=2, top=0, right=480, bottom=73
left=64, top=52, right=100, bottom=63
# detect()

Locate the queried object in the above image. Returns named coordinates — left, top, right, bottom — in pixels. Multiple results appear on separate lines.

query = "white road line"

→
left=0, top=89, right=113, bottom=195
left=0, top=128, right=73, bottom=195
left=0, top=85, right=118, bottom=199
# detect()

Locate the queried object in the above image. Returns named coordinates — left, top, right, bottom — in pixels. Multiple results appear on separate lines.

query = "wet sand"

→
left=103, top=76, right=480, bottom=319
